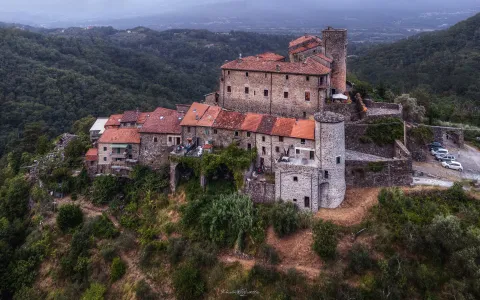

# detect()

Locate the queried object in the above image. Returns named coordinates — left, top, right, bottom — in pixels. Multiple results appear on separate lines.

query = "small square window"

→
left=187, top=127, right=191, bottom=133
left=262, top=136, right=266, bottom=142
left=103, top=147, right=107, bottom=151
left=336, top=156, right=341, bottom=164
left=247, top=143, right=252, bottom=150
left=168, top=137, right=172, bottom=142
left=306, top=76, right=310, bottom=81
left=235, top=131, right=239, bottom=137
left=293, top=176, right=298, bottom=182
left=246, top=72, right=249, bottom=77
left=324, top=171, right=329, bottom=179
left=296, top=149, right=300, bottom=154
left=247, top=132, right=251, bottom=137
left=227, top=86, right=231, bottom=92
left=303, top=112, right=307, bottom=118
left=262, top=147, right=266, bottom=155
left=245, top=87, right=249, bottom=94
left=304, top=197, right=310, bottom=208
left=305, top=91, right=311, bottom=101
left=286, top=75, right=289, bottom=80
left=310, top=151, right=314, bottom=160
left=103, top=157, right=107, bottom=161
left=264, top=89, right=269, bottom=97
left=227, top=70, right=230, bottom=75
left=301, top=139, right=306, bottom=145
left=154, top=137, right=158, bottom=143
left=284, top=92, right=289, bottom=98
left=279, top=136, right=284, bottom=142
left=275, top=146, right=279, bottom=153
left=214, top=129, right=218, bottom=134
left=293, top=198, right=297, bottom=202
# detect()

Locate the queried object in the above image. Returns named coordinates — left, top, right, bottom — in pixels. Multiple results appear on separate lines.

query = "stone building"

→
left=89, top=118, right=108, bottom=142
left=97, top=128, right=141, bottom=176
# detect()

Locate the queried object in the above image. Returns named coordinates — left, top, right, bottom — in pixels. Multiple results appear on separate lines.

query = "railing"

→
left=111, top=152, right=127, bottom=158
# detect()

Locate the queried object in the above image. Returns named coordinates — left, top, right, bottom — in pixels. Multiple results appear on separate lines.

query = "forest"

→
left=349, top=12, right=480, bottom=126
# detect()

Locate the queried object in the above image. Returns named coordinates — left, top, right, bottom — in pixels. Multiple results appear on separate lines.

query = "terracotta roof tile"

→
left=197, top=106, right=222, bottom=127
left=290, top=119, right=315, bottom=140
left=313, top=53, right=333, bottom=63
left=289, top=35, right=321, bottom=48
left=180, top=102, right=211, bottom=126
left=98, top=128, right=141, bottom=144
left=85, top=148, right=98, bottom=161
left=289, top=41, right=321, bottom=55
left=139, top=107, right=182, bottom=134
left=257, top=115, right=277, bottom=135
left=121, top=110, right=140, bottom=123
left=221, top=57, right=330, bottom=75
left=244, top=52, right=285, bottom=61
left=271, top=118, right=296, bottom=137
left=105, top=114, right=123, bottom=127
left=137, top=112, right=152, bottom=124
left=241, top=113, right=263, bottom=132
left=213, top=110, right=246, bottom=130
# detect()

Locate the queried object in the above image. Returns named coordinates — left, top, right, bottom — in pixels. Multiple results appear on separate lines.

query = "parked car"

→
left=431, top=148, right=448, bottom=156
left=428, top=142, right=443, bottom=150
left=436, top=154, right=456, bottom=162
left=441, top=161, right=463, bottom=171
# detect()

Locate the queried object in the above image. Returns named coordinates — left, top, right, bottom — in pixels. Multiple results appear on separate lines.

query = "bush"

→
left=135, top=279, right=155, bottom=300
left=348, top=244, right=374, bottom=274
left=89, top=214, right=119, bottom=239
left=110, top=257, right=127, bottom=282
left=81, top=282, right=106, bottom=300
left=259, top=244, right=281, bottom=265
left=172, top=263, right=205, bottom=300
left=56, top=204, right=83, bottom=232
left=312, top=220, right=338, bottom=260
left=271, top=201, right=299, bottom=237
left=92, top=175, right=120, bottom=205
left=100, top=244, right=117, bottom=262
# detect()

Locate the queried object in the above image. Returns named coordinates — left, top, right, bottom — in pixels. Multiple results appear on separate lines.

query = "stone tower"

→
left=322, top=27, right=347, bottom=94
left=314, top=111, right=346, bottom=208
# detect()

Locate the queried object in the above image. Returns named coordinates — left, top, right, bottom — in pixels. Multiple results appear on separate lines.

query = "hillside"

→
left=0, top=27, right=290, bottom=155
left=349, top=12, right=480, bottom=125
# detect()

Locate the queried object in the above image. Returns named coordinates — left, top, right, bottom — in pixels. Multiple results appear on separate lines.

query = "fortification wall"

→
left=324, top=103, right=360, bottom=122
left=244, top=180, right=276, bottom=204
left=139, top=133, right=173, bottom=169
left=345, top=123, right=395, bottom=158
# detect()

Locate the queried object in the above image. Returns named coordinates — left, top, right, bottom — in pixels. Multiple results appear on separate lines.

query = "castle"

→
left=85, top=27, right=413, bottom=212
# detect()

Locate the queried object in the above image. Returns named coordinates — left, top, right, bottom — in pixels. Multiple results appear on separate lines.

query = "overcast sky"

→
left=0, top=0, right=478, bottom=21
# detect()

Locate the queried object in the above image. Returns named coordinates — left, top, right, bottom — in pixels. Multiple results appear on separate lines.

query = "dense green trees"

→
left=57, top=204, right=84, bottom=232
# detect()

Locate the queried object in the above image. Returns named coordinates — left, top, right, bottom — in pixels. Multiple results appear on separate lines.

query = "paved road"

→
left=413, top=177, right=453, bottom=188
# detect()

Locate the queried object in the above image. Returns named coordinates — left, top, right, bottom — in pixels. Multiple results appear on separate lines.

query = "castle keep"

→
left=86, top=27, right=413, bottom=212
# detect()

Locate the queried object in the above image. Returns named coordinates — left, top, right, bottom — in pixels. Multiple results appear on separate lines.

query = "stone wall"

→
left=345, top=158, right=412, bottom=188
left=244, top=180, right=275, bottom=204
left=219, top=69, right=327, bottom=119
left=430, top=126, right=464, bottom=148
left=363, top=100, right=401, bottom=110
left=345, top=124, right=395, bottom=158
left=84, top=160, right=98, bottom=176
left=324, top=103, right=360, bottom=122
left=139, top=133, right=175, bottom=169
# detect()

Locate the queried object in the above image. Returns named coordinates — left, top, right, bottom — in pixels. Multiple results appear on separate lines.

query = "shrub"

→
left=57, top=204, right=83, bottom=232
left=100, top=244, right=117, bottom=262
left=248, top=264, right=280, bottom=285
left=426, top=215, right=464, bottom=257
left=89, top=214, right=119, bottom=239
left=110, top=257, right=126, bottom=282
left=81, top=282, right=106, bottom=300
left=92, top=175, right=120, bottom=204
left=271, top=201, right=299, bottom=237
left=135, top=279, right=155, bottom=300
left=348, top=244, right=374, bottom=274
left=365, top=117, right=404, bottom=145
left=312, top=220, right=338, bottom=260
left=259, top=244, right=281, bottom=265
left=172, top=263, right=205, bottom=300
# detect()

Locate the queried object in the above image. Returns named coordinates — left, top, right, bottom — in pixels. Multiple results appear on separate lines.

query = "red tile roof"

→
left=98, top=128, right=141, bottom=144
left=289, top=41, right=321, bottom=55
left=221, top=57, right=331, bottom=75
left=271, top=118, right=296, bottom=137
left=246, top=52, right=285, bottom=62
left=257, top=115, right=277, bottom=135
left=137, top=112, right=151, bottom=124
left=85, top=148, right=98, bottom=161
left=180, top=102, right=211, bottom=126
left=121, top=110, right=140, bottom=123
left=290, top=119, right=315, bottom=140
left=139, top=107, right=182, bottom=134
left=314, top=53, right=333, bottom=63
left=289, top=35, right=321, bottom=48
left=105, top=114, right=123, bottom=127
left=197, top=106, right=221, bottom=127
left=213, top=110, right=246, bottom=130
left=241, top=113, right=263, bottom=132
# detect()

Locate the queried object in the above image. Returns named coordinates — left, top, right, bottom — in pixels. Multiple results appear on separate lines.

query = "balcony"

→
left=111, top=152, right=127, bottom=159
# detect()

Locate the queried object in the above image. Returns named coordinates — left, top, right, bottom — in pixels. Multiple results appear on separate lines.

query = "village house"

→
left=97, top=128, right=141, bottom=176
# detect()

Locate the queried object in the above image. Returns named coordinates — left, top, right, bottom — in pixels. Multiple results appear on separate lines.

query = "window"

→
left=154, top=137, right=158, bottom=143
left=304, top=197, right=310, bottom=208
left=205, top=128, right=209, bottom=135
left=129, top=154, right=132, bottom=159
left=234, top=131, right=239, bottom=137
left=214, top=129, right=218, bottom=134
left=187, top=127, right=191, bottom=133
left=306, top=76, right=310, bottom=81
left=265, top=73, right=267, bottom=78
left=286, top=75, right=289, bottom=80
left=103, top=147, right=107, bottom=151
left=264, top=89, right=269, bottom=97
left=275, top=146, right=280, bottom=153
left=284, top=91, right=289, bottom=98
left=262, top=136, right=266, bottom=142
left=305, top=91, right=311, bottom=101
left=293, top=198, right=297, bottom=202
left=262, top=147, right=266, bottom=155
left=296, top=149, right=300, bottom=154
left=176, top=137, right=181, bottom=145
left=336, top=156, right=341, bottom=164
left=303, top=112, right=307, bottom=118
left=227, top=70, right=230, bottom=75
left=246, top=72, right=249, bottom=77
left=310, top=151, right=315, bottom=160
left=247, top=143, right=252, bottom=150
left=128, top=144, right=132, bottom=149
left=247, top=132, right=251, bottom=137
left=245, top=87, right=249, bottom=94
left=168, top=137, right=172, bottom=142
left=227, top=86, right=231, bottom=92
left=103, top=157, right=107, bottom=161
left=301, top=139, right=306, bottom=145
left=332, top=88, right=336, bottom=95
left=293, top=176, right=298, bottom=182
left=279, top=136, right=284, bottom=142
left=324, top=171, right=329, bottom=179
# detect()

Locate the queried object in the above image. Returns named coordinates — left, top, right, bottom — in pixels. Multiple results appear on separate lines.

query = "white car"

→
left=441, top=161, right=463, bottom=172
left=431, top=148, right=448, bottom=156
